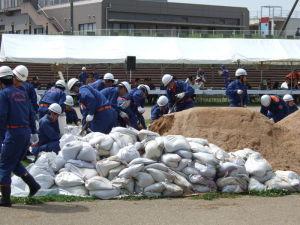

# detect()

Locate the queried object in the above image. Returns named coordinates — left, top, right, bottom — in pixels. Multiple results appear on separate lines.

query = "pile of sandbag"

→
left=11, top=127, right=300, bottom=199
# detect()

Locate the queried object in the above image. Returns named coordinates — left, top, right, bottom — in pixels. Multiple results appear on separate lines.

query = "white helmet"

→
left=119, top=81, right=131, bottom=93
left=64, top=95, right=74, bottom=106
left=0, top=66, right=13, bottom=78
left=55, top=79, right=66, bottom=89
left=48, top=103, right=62, bottom=115
left=261, top=95, right=271, bottom=107
left=157, top=96, right=169, bottom=107
left=13, top=65, right=28, bottom=82
left=283, top=94, right=294, bottom=102
left=235, top=68, right=247, bottom=77
left=68, top=78, right=79, bottom=91
left=103, top=73, right=115, bottom=81
left=162, top=74, right=173, bottom=87
left=82, top=67, right=86, bottom=71
left=138, top=84, right=150, bottom=94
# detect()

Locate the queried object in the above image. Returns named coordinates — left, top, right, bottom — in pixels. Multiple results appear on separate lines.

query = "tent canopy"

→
left=1, top=34, right=300, bottom=64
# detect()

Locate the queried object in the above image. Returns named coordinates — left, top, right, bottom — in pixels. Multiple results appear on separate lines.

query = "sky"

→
left=169, top=0, right=300, bottom=18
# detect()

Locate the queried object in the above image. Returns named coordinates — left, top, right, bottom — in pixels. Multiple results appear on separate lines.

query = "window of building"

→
left=78, top=23, right=96, bottom=32
left=0, top=25, right=5, bottom=31
left=15, top=30, right=21, bottom=34
left=23, top=29, right=29, bottom=34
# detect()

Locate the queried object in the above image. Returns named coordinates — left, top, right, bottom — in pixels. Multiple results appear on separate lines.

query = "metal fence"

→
left=63, top=29, right=300, bottom=39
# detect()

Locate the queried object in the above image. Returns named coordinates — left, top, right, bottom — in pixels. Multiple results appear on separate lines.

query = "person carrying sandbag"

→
left=67, top=78, right=117, bottom=134
left=162, top=74, right=195, bottom=112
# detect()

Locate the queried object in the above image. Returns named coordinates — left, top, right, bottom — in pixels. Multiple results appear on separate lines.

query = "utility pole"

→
left=70, top=0, right=74, bottom=34
left=280, top=0, right=299, bottom=37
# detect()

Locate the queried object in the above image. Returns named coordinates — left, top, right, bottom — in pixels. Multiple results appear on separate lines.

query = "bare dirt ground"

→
left=1, top=195, right=300, bottom=225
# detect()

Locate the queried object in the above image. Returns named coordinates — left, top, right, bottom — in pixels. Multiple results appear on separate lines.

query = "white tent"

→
left=1, top=34, right=300, bottom=64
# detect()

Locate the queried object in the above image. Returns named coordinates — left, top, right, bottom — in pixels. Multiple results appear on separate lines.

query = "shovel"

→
left=79, top=121, right=91, bottom=136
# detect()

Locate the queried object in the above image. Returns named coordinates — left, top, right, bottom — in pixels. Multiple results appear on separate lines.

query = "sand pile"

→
left=277, top=110, right=300, bottom=135
left=150, top=107, right=300, bottom=173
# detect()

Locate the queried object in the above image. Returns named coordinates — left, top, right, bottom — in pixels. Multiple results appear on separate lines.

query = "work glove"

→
left=138, top=106, right=145, bottom=114
left=237, top=89, right=243, bottom=95
left=86, top=114, right=94, bottom=122
left=119, top=111, right=129, bottom=119
left=30, top=134, right=39, bottom=145
left=175, top=92, right=185, bottom=99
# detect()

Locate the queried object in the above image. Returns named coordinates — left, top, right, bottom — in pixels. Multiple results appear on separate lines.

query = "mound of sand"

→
left=277, top=110, right=300, bottom=135
left=150, top=107, right=300, bottom=173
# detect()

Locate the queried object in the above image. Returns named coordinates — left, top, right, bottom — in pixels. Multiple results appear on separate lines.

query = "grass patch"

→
left=119, top=195, right=161, bottom=201
left=12, top=195, right=96, bottom=205
left=191, top=190, right=292, bottom=201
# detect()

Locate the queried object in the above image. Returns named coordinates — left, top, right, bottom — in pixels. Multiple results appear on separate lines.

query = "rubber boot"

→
left=21, top=173, right=41, bottom=197
left=0, top=185, right=12, bottom=207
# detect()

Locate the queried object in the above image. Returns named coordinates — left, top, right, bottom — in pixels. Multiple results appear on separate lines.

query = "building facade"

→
left=0, top=0, right=249, bottom=35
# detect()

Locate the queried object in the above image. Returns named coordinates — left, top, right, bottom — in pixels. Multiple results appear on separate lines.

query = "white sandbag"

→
left=155, top=136, right=165, bottom=148
left=175, top=159, right=192, bottom=171
left=35, top=174, right=55, bottom=189
left=88, top=134, right=106, bottom=147
left=11, top=176, right=26, bottom=191
left=77, top=143, right=97, bottom=162
left=189, top=142, right=210, bottom=153
left=161, top=154, right=181, bottom=168
left=98, top=149, right=111, bottom=157
left=164, top=135, right=190, bottom=153
left=11, top=186, right=29, bottom=197
left=245, top=153, right=272, bottom=178
left=58, top=185, right=88, bottom=196
left=96, top=135, right=114, bottom=151
left=110, top=142, right=121, bottom=156
left=108, top=165, right=126, bottom=180
left=59, top=133, right=77, bottom=149
left=128, top=158, right=156, bottom=166
left=189, top=175, right=217, bottom=189
left=144, top=183, right=165, bottom=193
left=29, top=164, right=55, bottom=178
left=118, top=164, right=144, bottom=179
left=144, top=163, right=169, bottom=172
left=233, top=148, right=257, bottom=160
left=85, top=176, right=114, bottom=191
left=135, top=172, right=155, bottom=188
left=218, top=162, right=239, bottom=178
left=169, top=170, right=193, bottom=191
left=111, top=177, right=135, bottom=194
left=110, top=131, right=136, bottom=148
left=162, top=182, right=183, bottom=197
left=193, top=185, right=212, bottom=193
left=186, top=138, right=209, bottom=146
left=252, top=170, right=274, bottom=183
left=83, top=132, right=104, bottom=142
left=194, top=162, right=217, bottom=178
left=65, top=163, right=98, bottom=180
left=96, top=160, right=121, bottom=177
left=248, top=178, right=266, bottom=191
left=64, top=125, right=81, bottom=136
left=209, top=144, right=230, bottom=161
left=182, top=166, right=200, bottom=176
left=144, top=140, right=162, bottom=160
left=176, top=150, right=193, bottom=159
left=59, top=141, right=82, bottom=161
left=138, top=129, right=159, bottom=142
left=67, top=159, right=95, bottom=169
left=217, top=176, right=248, bottom=192
left=144, top=192, right=162, bottom=197
left=55, top=172, right=84, bottom=187
left=221, top=185, right=244, bottom=193
left=146, top=168, right=174, bottom=183
left=51, top=155, right=66, bottom=172
left=193, top=152, right=219, bottom=166
left=90, top=188, right=120, bottom=200
left=275, top=170, right=300, bottom=188
left=111, top=127, right=139, bottom=138
left=116, top=145, right=140, bottom=163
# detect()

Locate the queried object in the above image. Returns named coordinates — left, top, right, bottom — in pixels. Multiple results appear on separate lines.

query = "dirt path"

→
left=1, top=195, right=300, bottom=225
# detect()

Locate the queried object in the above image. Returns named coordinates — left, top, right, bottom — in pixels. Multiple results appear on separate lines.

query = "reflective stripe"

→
left=6, top=125, right=29, bottom=129
left=97, top=105, right=112, bottom=112
left=39, top=103, right=49, bottom=107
